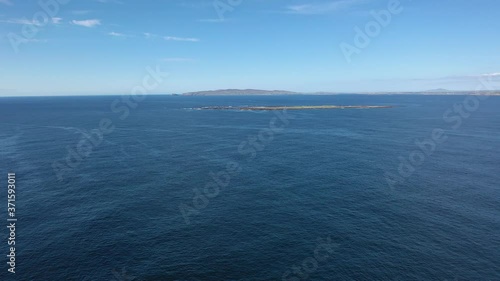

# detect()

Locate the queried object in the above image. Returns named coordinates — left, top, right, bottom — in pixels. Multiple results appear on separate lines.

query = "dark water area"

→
left=0, top=94, right=499, bottom=280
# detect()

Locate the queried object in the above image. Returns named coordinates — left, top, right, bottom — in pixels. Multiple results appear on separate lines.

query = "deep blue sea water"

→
left=0, top=95, right=499, bottom=280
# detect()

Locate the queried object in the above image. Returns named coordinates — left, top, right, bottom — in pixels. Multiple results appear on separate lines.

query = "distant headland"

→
left=182, top=89, right=500, bottom=96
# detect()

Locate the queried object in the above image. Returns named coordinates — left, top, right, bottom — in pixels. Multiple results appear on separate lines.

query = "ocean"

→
left=0, top=94, right=499, bottom=280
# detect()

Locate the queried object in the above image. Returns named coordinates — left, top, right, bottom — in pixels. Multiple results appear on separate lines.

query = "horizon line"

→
left=1, top=90, right=499, bottom=98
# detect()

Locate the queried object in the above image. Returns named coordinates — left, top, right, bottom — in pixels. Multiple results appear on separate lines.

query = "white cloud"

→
left=286, top=0, right=365, bottom=15
left=451, top=73, right=500, bottom=80
left=18, top=38, right=47, bottom=43
left=0, top=18, right=42, bottom=25
left=71, top=19, right=101, bottom=27
left=1, top=17, right=62, bottom=25
left=480, top=73, right=500, bottom=77
left=108, top=31, right=126, bottom=37
left=0, top=0, right=12, bottom=5
left=414, top=73, right=500, bottom=82
left=164, top=36, right=199, bottom=42
left=52, top=17, right=62, bottom=24
left=145, top=33, right=199, bottom=42
left=0, top=17, right=62, bottom=26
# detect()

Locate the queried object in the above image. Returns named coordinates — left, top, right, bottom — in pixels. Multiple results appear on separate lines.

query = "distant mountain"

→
left=183, top=89, right=297, bottom=96
left=181, top=89, right=500, bottom=96
left=424, top=88, right=451, bottom=93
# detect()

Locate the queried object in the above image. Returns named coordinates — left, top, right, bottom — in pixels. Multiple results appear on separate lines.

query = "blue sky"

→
left=0, top=0, right=499, bottom=96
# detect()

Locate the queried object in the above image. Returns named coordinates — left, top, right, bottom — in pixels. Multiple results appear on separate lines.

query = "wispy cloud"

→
left=480, top=73, right=500, bottom=77
left=143, top=32, right=157, bottom=39
left=450, top=73, right=500, bottom=80
left=164, top=36, right=199, bottom=42
left=144, top=33, right=200, bottom=42
left=0, top=0, right=12, bottom=6
left=285, top=0, right=366, bottom=15
left=0, top=18, right=41, bottom=25
left=17, top=38, right=48, bottom=43
left=108, top=31, right=126, bottom=37
left=0, top=17, right=63, bottom=25
left=52, top=17, right=62, bottom=24
left=412, top=73, right=500, bottom=82
left=71, top=19, right=101, bottom=27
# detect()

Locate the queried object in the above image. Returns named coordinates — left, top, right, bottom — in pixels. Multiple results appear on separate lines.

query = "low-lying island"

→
left=196, top=105, right=393, bottom=111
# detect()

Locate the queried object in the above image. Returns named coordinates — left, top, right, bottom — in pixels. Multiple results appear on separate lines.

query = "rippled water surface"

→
left=0, top=95, right=499, bottom=280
